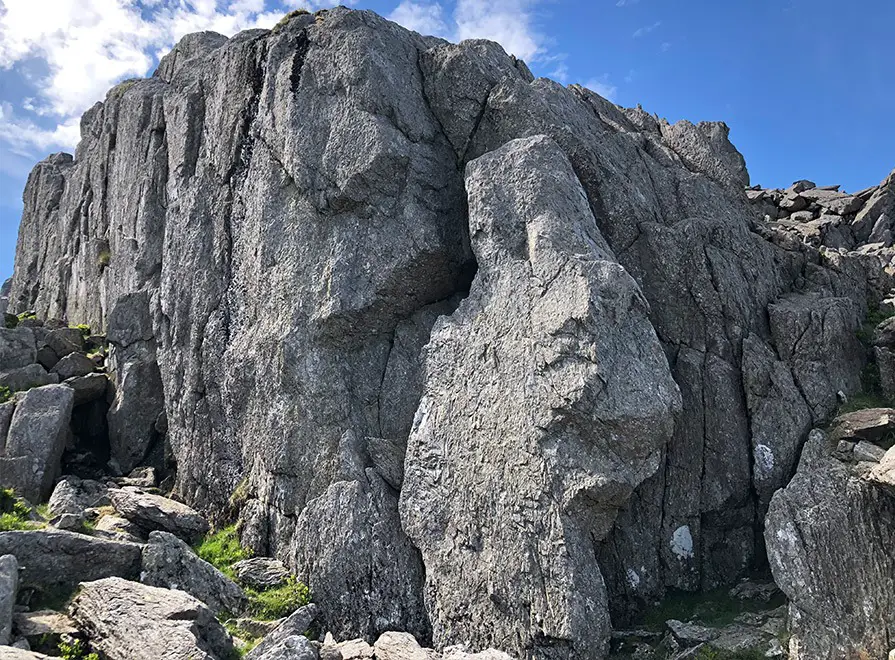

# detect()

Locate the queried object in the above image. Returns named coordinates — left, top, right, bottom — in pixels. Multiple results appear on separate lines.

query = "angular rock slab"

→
left=69, top=577, right=235, bottom=660
left=109, top=486, right=209, bottom=543
left=765, top=431, right=895, bottom=659
left=232, top=557, right=291, bottom=590
left=47, top=476, right=109, bottom=517
left=401, top=136, right=680, bottom=658
left=0, top=530, right=141, bottom=596
left=0, top=384, right=74, bottom=502
left=141, top=530, right=248, bottom=616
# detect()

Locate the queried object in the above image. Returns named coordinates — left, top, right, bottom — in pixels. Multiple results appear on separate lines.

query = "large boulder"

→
left=69, top=577, right=235, bottom=660
left=141, top=530, right=248, bottom=615
left=0, top=554, right=17, bottom=645
left=0, top=530, right=141, bottom=598
left=0, top=384, right=74, bottom=502
left=765, top=431, right=895, bottom=658
left=0, top=364, right=58, bottom=392
left=109, top=487, right=209, bottom=543
left=400, top=135, right=680, bottom=657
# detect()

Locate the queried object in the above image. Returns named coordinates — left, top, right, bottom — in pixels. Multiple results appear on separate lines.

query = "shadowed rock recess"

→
left=7, top=7, right=895, bottom=660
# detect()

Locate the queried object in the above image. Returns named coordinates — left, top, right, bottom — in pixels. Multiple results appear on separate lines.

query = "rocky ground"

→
left=3, top=5, right=895, bottom=660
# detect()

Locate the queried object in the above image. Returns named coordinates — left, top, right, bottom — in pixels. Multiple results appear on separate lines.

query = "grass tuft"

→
left=245, top=576, right=310, bottom=620
left=195, top=524, right=251, bottom=579
left=0, top=386, right=10, bottom=404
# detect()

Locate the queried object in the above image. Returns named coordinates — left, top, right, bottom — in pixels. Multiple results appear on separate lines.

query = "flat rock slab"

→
left=110, top=487, right=209, bottom=543
left=232, top=557, right=291, bottom=590
left=47, top=476, right=110, bottom=517
left=12, top=609, right=78, bottom=638
left=69, top=577, right=234, bottom=660
left=829, top=408, right=895, bottom=447
left=0, top=530, right=141, bottom=596
left=0, top=648, right=52, bottom=659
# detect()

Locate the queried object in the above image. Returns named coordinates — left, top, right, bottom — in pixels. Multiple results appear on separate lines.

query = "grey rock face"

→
left=69, top=577, right=235, bottom=660
left=0, top=363, right=58, bottom=393
left=401, top=135, right=680, bottom=658
left=0, top=530, right=141, bottom=596
left=0, top=554, right=17, bottom=645
left=250, top=635, right=318, bottom=660
left=141, top=530, right=248, bottom=615
left=0, top=384, right=74, bottom=502
left=44, top=328, right=84, bottom=358
left=765, top=432, right=895, bottom=658
left=289, top=468, right=428, bottom=642
left=109, top=487, right=210, bottom=543
left=0, top=649, right=51, bottom=659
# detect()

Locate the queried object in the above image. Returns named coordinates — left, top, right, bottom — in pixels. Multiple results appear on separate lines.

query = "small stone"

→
left=233, top=557, right=292, bottom=590
left=779, top=194, right=807, bottom=213
left=835, top=439, right=856, bottom=457
left=49, top=513, right=84, bottom=532
left=789, top=180, right=816, bottom=193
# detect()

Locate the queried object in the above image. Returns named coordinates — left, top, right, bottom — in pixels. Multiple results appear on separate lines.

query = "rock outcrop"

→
left=6, top=5, right=895, bottom=658
left=400, top=135, right=679, bottom=657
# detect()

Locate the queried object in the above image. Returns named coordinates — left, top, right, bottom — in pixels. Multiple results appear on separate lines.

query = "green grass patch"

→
left=274, top=8, right=310, bottom=30
left=97, top=249, right=111, bottom=268
left=71, top=324, right=91, bottom=338
left=16, top=311, right=36, bottom=322
left=196, top=525, right=311, bottom=621
left=0, top=488, right=45, bottom=531
left=224, top=620, right=262, bottom=658
left=58, top=638, right=99, bottom=660
left=0, top=386, right=10, bottom=404
left=246, top=576, right=310, bottom=620
left=195, top=524, right=251, bottom=578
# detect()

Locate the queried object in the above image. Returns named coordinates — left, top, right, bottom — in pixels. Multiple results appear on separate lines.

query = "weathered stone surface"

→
left=0, top=530, right=141, bottom=596
left=110, top=486, right=209, bottom=543
left=70, top=577, right=235, bottom=660
left=0, top=554, right=17, bottom=645
left=232, top=557, right=291, bottom=590
left=43, top=328, right=84, bottom=358
left=766, top=432, right=895, bottom=658
left=867, top=445, right=895, bottom=492
left=47, top=476, right=109, bottom=516
left=0, top=329, right=36, bottom=370
left=245, top=604, right=318, bottom=660
left=373, top=632, right=437, bottom=660
left=141, top=530, right=248, bottom=615
left=64, top=373, right=108, bottom=405
left=290, top=467, right=427, bottom=642
left=401, top=135, right=680, bottom=657
left=0, top=364, right=58, bottom=392
left=768, top=293, right=863, bottom=421
left=0, top=403, right=13, bottom=447
left=0, top=385, right=74, bottom=502
left=49, top=352, right=94, bottom=379
left=92, top=512, right=143, bottom=543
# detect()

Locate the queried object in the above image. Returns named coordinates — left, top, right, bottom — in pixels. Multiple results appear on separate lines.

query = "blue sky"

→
left=1, top=0, right=893, bottom=283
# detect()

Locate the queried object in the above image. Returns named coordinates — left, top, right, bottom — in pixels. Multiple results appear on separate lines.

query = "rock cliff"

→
left=5, top=6, right=895, bottom=659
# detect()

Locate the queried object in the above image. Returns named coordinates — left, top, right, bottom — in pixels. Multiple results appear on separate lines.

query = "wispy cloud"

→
left=633, top=21, right=661, bottom=38
left=387, top=1, right=449, bottom=37
left=660, top=41, right=672, bottom=52
left=616, top=0, right=639, bottom=5
left=0, top=0, right=348, bottom=157
left=583, top=75, right=618, bottom=102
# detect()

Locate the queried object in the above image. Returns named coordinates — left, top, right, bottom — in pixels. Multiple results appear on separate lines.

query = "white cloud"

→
left=388, top=1, right=448, bottom=36
left=633, top=21, right=661, bottom=38
left=0, top=0, right=351, bottom=156
left=616, top=0, right=639, bottom=5
left=583, top=75, right=618, bottom=102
